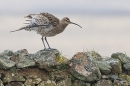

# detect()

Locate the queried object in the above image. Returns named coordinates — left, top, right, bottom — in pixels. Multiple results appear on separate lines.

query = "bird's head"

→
left=61, top=17, right=82, bottom=28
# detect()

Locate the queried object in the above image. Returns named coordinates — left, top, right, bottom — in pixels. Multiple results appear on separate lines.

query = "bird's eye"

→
left=65, top=19, right=69, bottom=22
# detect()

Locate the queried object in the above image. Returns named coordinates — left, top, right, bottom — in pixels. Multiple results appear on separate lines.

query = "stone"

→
left=71, top=80, right=91, bottom=86
left=33, top=78, right=42, bottom=84
left=108, top=74, right=118, bottom=80
left=38, top=80, right=56, bottom=86
left=0, top=58, right=15, bottom=70
left=103, top=58, right=122, bottom=74
left=15, top=49, right=28, bottom=55
left=69, top=52, right=101, bottom=82
left=6, top=82, right=24, bottom=86
left=101, top=75, right=109, bottom=79
left=2, top=73, right=25, bottom=83
left=96, top=61, right=112, bottom=74
left=1, top=50, right=14, bottom=56
left=24, top=75, right=41, bottom=86
left=0, top=80, right=4, bottom=86
left=24, top=78, right=35, bottom=86
left=92, top=79, right=112, bottom=86
left=123, top=61, right=130, bottom=70
left=0, top=50, right=14, bottom=60
left=38, top=81, right=44, bottom=86
left=56, top=78, right=71, bottom=86
left=119, top=73, right=130, bottom=85
left=16, top=54, right=35, bottom=68
left=88, top=51, right=102, bottom=61
left=34, top=49, right=62, bottom=71
left=111, top=52, right=128, bottom=64
left=113, top=79, right=128, bottom=86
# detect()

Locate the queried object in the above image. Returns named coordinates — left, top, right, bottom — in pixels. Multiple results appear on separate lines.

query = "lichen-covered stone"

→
left=2, top=73, right=25, bottom=83
left=24, top=75, right=41, bottom=86
left=101, top=75, right=109, bottom=79
left=96, top=61, right=112, bottom=74
left=6, top=82, right=24, bottom=86
left=119, top=73, right=130, bottom=85
left=0, top=80, right=4, bottom=86
left=57, top=78, right=71, bottom=86
left=15, top=49, right=28, bottom=55
left=88, top=51, right=102, bottom=61
left=1, top=49, right=130, bottom=85
left=24, top=78, right=35, bottom=86
left=16, top=55, right=35, bottom=68
left=113, top=79, right=128, bottom=86
left=92, top=79, right=112, bottom=86
left=69, top=52, right=101, bottom=82
left=1, top=50, right=14, bottom=56
left=111, top=52, right=128, bottom=64
left=0, top=58, right=15, bottom=70
left=108, top=74, right=118, bottom=80
left=123, top=61, right=130, bottom=70
left=0, top=50, right=14, bottom=61
left=71, top=80, right=91, bottom=86
left=34, top=49, right=61, bottom=71
left=34, top=78, right=42, bottom=84
left=103, top=58, right=122, bottom=74
left=38, top=81, right=44, bottom=86
left=38, top=80, right=56, bottom=86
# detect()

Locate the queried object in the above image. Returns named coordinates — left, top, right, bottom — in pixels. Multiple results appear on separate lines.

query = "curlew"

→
left=11, top=12, right=82, bottom=50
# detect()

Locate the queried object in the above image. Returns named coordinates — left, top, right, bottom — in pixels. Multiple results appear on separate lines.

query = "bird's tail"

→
left=10, top=27, right=25, bottom=32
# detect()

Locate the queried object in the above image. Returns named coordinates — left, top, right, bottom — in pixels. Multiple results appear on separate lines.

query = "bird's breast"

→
left=40, top=26, right=65, bottom=37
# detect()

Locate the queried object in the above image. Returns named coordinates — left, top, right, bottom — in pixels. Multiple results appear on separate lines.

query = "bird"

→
left=10, top=12, right=82, bottom=50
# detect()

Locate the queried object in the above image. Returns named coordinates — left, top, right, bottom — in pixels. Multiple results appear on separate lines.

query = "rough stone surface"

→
left=113, top=79, right=128, bottom=86
left=69, top=52, right=101, bottom=82
left=24, top=75, right=41, bottom=85
left=92, top=79, right=112, bottom=86
left=34, top=49, right=61, bottom=71
left=16, top=55, right=35, bottom=68
left=87, top=51, right=102, bottom=61
left=108, top=74, right=119, bottom=80
left=57, top=78, right=71, bottom=86
left=0, top=49, right=130, bottom=86
left=0, top=58, right=15, bottom=70
left=2, top=73, right=25, bottom=83
left=0, top=80, right=4, bottom=86
left=119, top=73, right=130, bottom=85
left=6, top=82, right=24, bottom=86
left=96, top=61, right=112, bottom=74
left=123, top=61, right=130, bottom=70
left=103, top=57, right=122, bottom=74
left=71, top=80, right=91, bottom=86
left=111, top=52, right=128, bottom=64
left=1, top=50, right=14, bottom=57
left=15, top=49, right=29, bottom=55
left=44, top=80, right=56, bottom=86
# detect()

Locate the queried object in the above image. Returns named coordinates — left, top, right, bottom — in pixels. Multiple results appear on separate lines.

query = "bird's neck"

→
left=59, top=22, right=68, bottom=30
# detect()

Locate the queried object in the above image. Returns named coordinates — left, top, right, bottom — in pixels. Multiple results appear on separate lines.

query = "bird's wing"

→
left=10, top=13, right=59, bottom=32
left=25, top=14, right=53, bottom=29
left=40, top=13, right=60, bottom=27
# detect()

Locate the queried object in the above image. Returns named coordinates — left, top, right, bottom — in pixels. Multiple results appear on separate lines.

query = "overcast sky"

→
left=0, top=0, right=130, bottom=15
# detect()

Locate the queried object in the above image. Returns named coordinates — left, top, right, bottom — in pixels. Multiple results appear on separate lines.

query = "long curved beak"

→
left=70, top=21, right=82, bottom=28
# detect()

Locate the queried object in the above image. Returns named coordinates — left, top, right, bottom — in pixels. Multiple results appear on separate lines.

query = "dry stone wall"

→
left=0, top=49, right=130, bottom=86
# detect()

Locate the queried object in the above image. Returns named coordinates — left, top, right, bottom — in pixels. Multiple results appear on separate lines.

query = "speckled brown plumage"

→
left=40, top=13, right=59, bottom=27
left=10, top=12, right=82, bottom=50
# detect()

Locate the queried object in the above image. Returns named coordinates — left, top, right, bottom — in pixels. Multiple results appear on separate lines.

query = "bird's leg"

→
left=41, top=37, right=46, bottom=50
left=45, top=37, right=51, bottom=49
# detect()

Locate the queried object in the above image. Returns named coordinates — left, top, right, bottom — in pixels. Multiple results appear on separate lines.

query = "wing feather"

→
left=10, top=13, right=57, bottom=33
left=40, top=13, right=60, bottom=27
